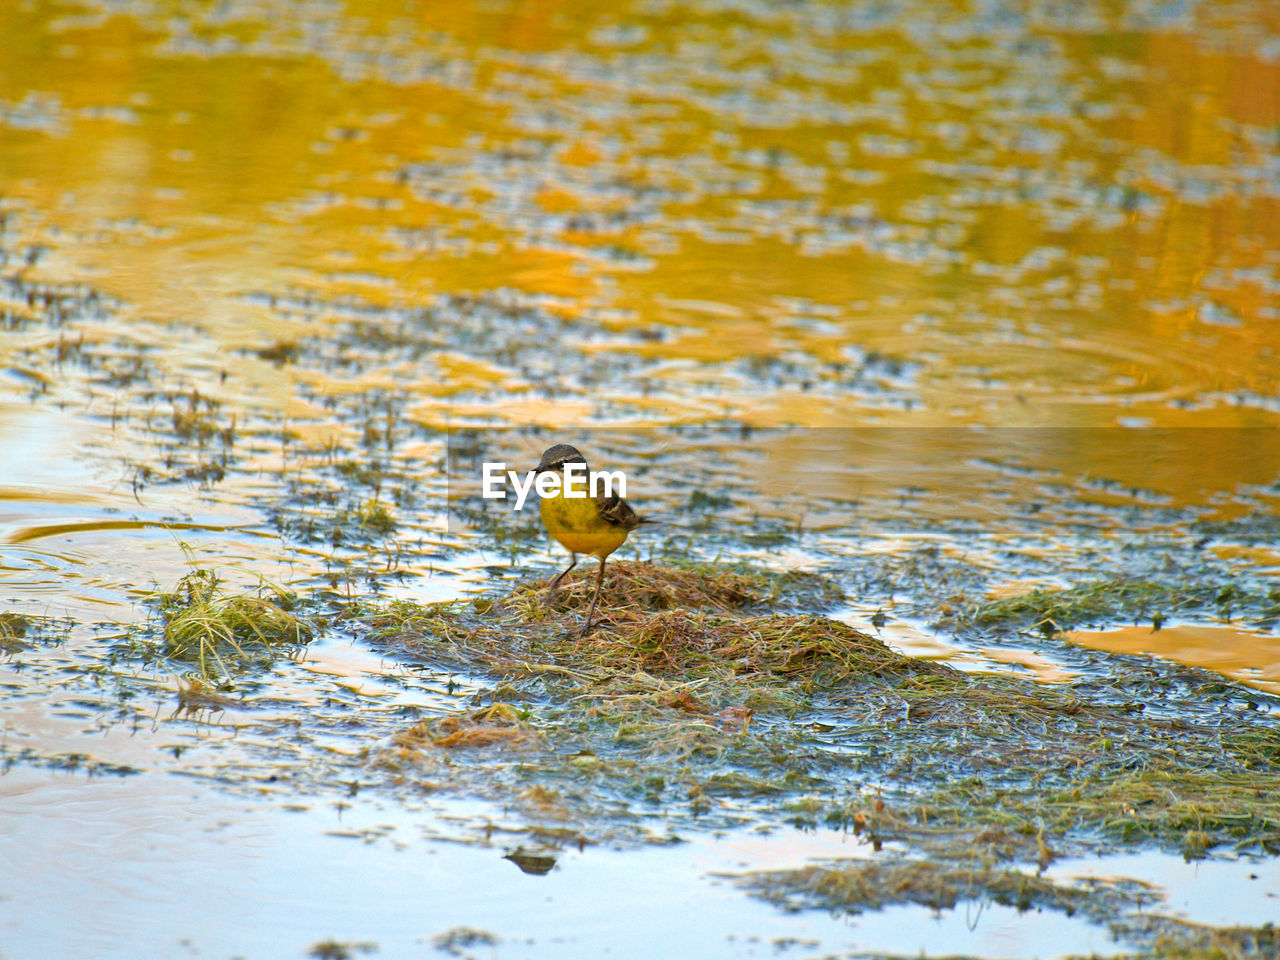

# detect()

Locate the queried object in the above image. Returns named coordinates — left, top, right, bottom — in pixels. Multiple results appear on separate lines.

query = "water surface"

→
left=2, top=0, right=1279, bottom=956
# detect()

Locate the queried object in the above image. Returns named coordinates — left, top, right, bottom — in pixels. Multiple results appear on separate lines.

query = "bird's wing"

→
left=596, top=491, right=642, bottom=529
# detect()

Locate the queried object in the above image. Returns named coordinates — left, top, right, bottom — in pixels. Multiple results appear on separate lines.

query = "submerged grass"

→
left=361, top=560, right=929, bottom=833
left=1130, top=920, right=1280, bottom=960
left=0, top=612, right=72, bottom=656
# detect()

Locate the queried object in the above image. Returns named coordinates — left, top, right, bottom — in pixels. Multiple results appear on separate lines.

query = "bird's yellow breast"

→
left=540, top=488, right=629, bottom=558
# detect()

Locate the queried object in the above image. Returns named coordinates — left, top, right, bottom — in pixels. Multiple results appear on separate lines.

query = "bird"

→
left=534, top=443, right=650, bottom=635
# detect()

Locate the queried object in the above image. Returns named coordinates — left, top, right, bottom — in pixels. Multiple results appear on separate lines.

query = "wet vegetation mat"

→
left=738, top=858, right=1280, bottom=960
left=945, top=578, right=1280, bottom=636
left=738, top=858, right=1159, bottom=931
left=342, top=561, right=1280, bottom=950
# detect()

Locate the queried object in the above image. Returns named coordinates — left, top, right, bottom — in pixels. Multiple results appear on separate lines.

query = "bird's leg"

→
left=546, top=553, right=577, bottom=605
left=581, top=556, right=607, bottom=636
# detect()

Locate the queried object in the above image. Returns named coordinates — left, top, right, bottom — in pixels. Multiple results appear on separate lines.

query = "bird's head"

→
left=535, top=444, right=588, bottom=475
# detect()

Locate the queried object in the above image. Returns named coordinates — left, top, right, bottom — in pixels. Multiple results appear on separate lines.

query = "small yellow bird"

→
left=535, top=443, right=651, bottom=634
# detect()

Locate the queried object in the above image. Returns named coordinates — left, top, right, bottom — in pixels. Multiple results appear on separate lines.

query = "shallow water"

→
left=5, top=764, right=1276, bottom=959
left=2, top=0, right=1280, bottom=956
left=0, top=769, right=1154, bottom=960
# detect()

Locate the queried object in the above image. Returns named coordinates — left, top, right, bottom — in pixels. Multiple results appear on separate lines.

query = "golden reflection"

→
left=975, top=646, right=1079, bottom=684
left=2, top=0, right=1277, bottom=438
left=2, top=0, right=1280, bottom=612
left=1067, top=624, right=1280, bottom=696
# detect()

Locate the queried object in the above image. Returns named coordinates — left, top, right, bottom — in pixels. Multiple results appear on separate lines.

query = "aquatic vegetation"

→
left=513, top=557, right=844, bottom=618
left=307, top=940, right=378, bottom=960
left=0, top=612, right=73, bottom=656
left=394, top=703, right=541, bottom=752
left=332, top=498, right=398, bottom=540
left=169, top=389, right=235, bottom=447
left=362, top=560, right=869, bottom=687
left=734, top=857, right=1280, bottom=958
left=945, top=578, right=1265, bottom=636
left=0, top=746, right=140, bottom=778
left=913, top=749, right=1280, bottom=857
left=358, top=562, right=1280, bottom=866
left=1134, top=921, right=1280, bottom=960
left=151, top=569, right=314, bottom=678
left=736, top=857, right=1157, bottom=918
left=431, top=928, right=501, bottom=956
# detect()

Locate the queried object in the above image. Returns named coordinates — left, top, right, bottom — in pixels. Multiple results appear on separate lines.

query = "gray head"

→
left=535, top=443, right=588, bottom=474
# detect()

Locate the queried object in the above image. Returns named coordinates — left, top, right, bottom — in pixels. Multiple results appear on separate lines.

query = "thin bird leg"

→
left=581, top=556, right=607, bottom=636
left=546, top=553, right=577, bottom=603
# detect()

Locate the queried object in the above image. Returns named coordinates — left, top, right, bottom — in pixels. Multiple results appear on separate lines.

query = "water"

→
left=0, top=769, right=1128, bottom=960
left=2, top=0, right=1279, bottom=955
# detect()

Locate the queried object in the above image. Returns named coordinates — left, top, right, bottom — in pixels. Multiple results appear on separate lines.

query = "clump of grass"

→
left=154, top=569, right=314, bottom=678
left=170, top=389, right=235, bottom=447
left=506, top=559, right=841, bottom=620
left=325, top=498, right=398, bottom=546
left=432, top=928, right=501, bottom=956
left=363, top=561, right=933, bottom=692
left=354, top=498, right=396, bottom=536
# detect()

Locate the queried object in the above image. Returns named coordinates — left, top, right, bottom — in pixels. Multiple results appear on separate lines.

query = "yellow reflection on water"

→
left=975, top=646, right=1079, bottom=684
left=1067, top=624, right=1280, bottom=696
left=2, top=0, right=1278, bottom=435
left=2, top=0, right=1280, bottom=616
